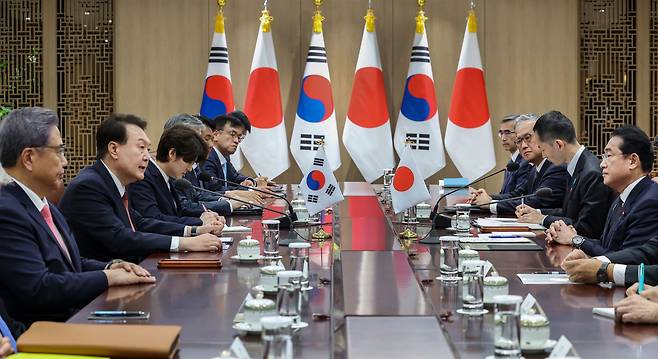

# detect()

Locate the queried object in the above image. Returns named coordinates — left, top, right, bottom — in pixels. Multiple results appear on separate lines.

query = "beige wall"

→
left=115, top=0, right=579, bottom=191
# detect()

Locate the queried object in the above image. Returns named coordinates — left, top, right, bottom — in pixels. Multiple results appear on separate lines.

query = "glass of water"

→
left=260, top=316, right=294, bottom=359
left=262, top=219, right=280, bottom=259
left=276, top=271, right=305, bottom=328
left=457, top=260, right=488, bottom=316
left=493, top=295, right=523, bottom=359
left=438, top=236, right=461, bottom=281
left=289, top=242, right=312, bottom=291
left=455, top=209, right=471, bottom=233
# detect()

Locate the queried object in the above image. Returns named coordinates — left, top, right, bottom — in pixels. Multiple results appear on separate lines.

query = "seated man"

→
left=547, top=126, right=658, bottom=256
left=497, top=114, right=531, bottom=194
left=516, top=110, right=612, bottom=238
left=0, top=107, right=154, bottom=327
left=59, top=114, right=222, bottom=262
left=128, top=125, right=224, bottom=226
left=471, top=114, right=567, bottom=214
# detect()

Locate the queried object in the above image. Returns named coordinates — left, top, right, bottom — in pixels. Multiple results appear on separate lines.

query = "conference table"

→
left=69, top=182, right=658, bottom=358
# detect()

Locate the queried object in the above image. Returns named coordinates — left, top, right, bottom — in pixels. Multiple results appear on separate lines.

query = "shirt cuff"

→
left=223, top=198, right=233, bottom=213
left=170, top=236, right=180, bottom=252
left=184, top=226, right=192, bottom=237
left=595, top=256, right=611, bottom=263
left=489, top=202, right=498, bottom=214
left=613, top=264, right=627, bottom=286
left=536, top=208, right=542, bottom=214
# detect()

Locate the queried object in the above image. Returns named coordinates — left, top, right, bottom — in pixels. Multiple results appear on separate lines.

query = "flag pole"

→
left=310, top=135, right=333, bottom=242
left=399, top=137, right=420, bottom=240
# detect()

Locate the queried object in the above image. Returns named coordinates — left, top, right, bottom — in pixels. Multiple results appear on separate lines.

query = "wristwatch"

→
left=571, top=235, right=585, bottom=249
left=597, top=261, right=611, bottom=283
left=105, top=259, right=124, bottom=269
left=191, top=226, right=198, bottom=236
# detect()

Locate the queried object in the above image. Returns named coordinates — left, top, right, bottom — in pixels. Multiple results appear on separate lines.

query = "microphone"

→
left=174, top=178, right=296, bottom=230
left=429, top=162, right=520, bottom=228
left=198, top=172, right=298, bottom=227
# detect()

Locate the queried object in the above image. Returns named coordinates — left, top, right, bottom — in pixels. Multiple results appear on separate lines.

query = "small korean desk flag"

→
left=391, top=145, right=431, bottom=214
left=299, top=146, right=344, bottom=216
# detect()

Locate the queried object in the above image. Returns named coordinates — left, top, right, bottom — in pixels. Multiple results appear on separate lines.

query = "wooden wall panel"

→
left=115, top=0, right=579, bottom=191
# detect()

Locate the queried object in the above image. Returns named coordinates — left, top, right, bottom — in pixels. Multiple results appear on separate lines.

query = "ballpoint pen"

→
left=532, top=271, right=566, bottom=275
left=638, top=263, right=645, bottom=294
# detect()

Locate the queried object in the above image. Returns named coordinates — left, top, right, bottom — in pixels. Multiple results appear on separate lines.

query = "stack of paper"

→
left=517, top=273, right=580, bottom=285
left=222, top=225, right=252, bottom=233
left=477, top=218, right=545, bottom=230
left=460, top=234, right=533, bottom=243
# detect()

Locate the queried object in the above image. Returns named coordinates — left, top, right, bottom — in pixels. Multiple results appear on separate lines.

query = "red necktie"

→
left=41, top=203, right=72, bottom=263
left=122, top=193, right=136, bottom=232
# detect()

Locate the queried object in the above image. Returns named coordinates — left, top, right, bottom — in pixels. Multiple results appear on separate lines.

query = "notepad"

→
left=517, top=273, right=581, bottom=285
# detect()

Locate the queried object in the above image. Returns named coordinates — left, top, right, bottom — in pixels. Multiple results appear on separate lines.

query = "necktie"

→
left=222, top=162, right=228, bottom=182
left=122, top=193, right=136, bottom=232
left=602, top=197, right=624, bottom=247
left=194, top=166, right=204, bottom=189
left=0, top=314, right=16, bottom=353
left=40, top=204, right=72, bottom=263
left=168, top=179, right=179, bottom=212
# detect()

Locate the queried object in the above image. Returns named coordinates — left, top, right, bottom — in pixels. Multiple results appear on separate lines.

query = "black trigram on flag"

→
left=410, top=46, right=430, bottom=63
left=306, top=46, right=327, bottom=63
left=313, top=157, right=325, bottom=167
left=307, top=194, right=319, bottom=203
left=209, top=46, right=228, bottom=63
left=407, top=133, right=431, bottom=150
left=325, top=184, right=336, bottom=196
left=300, top=134, right=325, bottom=151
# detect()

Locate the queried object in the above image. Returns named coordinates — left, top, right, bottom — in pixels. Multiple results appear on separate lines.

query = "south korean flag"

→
left=299, top=146, right=344, bottom=216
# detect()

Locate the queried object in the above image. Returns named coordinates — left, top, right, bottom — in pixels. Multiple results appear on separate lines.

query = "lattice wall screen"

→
left=0, top=0, right=43, bottom=109
left=56, top=0, right=114, bottom=182
left=580, top=0, right=637, bottom=159
left=651, top=0, right=658, bottom=172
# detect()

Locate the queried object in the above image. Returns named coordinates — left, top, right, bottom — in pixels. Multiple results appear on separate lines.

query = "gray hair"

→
left=501, top=114, right=519, bottom=124
left=0, top=107, right=59, bottom=168
left=163, top=113, right=205, bottom=134
left=514, top=113, right=539, bottom=130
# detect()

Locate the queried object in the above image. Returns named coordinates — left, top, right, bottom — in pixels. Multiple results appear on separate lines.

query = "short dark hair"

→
left=612, top=125, right=655, bottom=173
left=194, top=114, right=215, bottom=131
left=96, top=113, right=147, bottom=160
left=155, top=125, right=208, bottom=163
left=227, top=110, right=251, bottom=133
left=213, top=114, right=245, bottom=132
left=533, top=110, right=577, bottom=144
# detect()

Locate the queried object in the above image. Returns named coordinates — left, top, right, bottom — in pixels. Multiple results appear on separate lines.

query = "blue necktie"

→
left=222, top=162, right=228, bottom=182
left=194, top=166, right=203, bottom=189
left=0, top=314, right=17, bottom=352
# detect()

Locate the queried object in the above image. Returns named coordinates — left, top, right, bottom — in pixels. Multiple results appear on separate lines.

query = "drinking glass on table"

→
left=438, top=236, right=461, bottom=281
left=457, top=260, right=488, bottom=316
left=493, top=295, right=523, bottom=359
left=262, top=219, right=280, bottom=259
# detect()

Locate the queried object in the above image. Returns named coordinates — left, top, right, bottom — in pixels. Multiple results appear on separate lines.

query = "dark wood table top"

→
left=68, top=183, right=658, bottom=358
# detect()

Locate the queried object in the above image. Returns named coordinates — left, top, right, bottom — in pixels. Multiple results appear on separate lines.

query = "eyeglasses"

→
left=498, top=130, right=516, bottom=138
left=219, top=129, right=245, bottom=142
left=600, top=152, right=627, bottom=161
left=514, top=133, right=534, bottom=146
left=34, top=144, right=66, bottom=156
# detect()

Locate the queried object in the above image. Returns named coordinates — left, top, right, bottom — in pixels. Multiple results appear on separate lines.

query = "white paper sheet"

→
left=592, top=307, right=615, bottom=319
left=460, top=234, right=533, bottom=243
left=517, top=273, right=581, bottom=285
left=223, top=225, right=252, bottom=233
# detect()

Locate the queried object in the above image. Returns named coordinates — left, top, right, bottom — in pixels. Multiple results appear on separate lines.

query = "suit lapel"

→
left=93, top=160, right=132, bottom=228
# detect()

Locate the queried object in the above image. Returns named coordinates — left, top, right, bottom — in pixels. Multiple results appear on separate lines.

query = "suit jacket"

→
left=178, top=168, right=232, bottom=216
left=579, top=177, right=658, bottom=257
left=0, top=183, right=108, bottom=326
left=605, top=236, right=658, bottom=265
left=541, top=149, right=612, bottom=238
left=499, top=156, right=530, bottom=195
left=493, top=160, right=568, bottom=214
left=128, top=161, right=202, bottom=226
left=622, top=264, right=658, bottom=287
left=0, top=297, right=24, bottom=341
left=203, top=148, right=251, bottom=192
left=59, top=160, right=186, bottom=262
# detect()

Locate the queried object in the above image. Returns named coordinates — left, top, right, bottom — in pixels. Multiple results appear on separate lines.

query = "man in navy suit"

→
left=203, top=113, right=267, bottom=203
left=0, top=107, right=154, bottom=327
left=59, top=114, right=222, bottom=263
left=516, top=111, right=612, bottom=238
left=471, top=115, right=567, bottom=214
left=128, top=125, right=226, bottom=226
left=497, top=114, right=531, bottom=194
left=548, top=125, right=658, bottom=257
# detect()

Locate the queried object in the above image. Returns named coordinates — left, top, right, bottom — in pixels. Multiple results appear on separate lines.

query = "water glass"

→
left=262, top=219, right=280, bottom=258
left=457, top=260, right=488, bottom=316
left=493, top=295, right=523, bottom=359
left=276, top=271, right=303, bottom=326
left=260, top=316, right=293, bottom=359
left=382, top=168, right=393, bottom=187
left=289, top=242, right=311, bottom=290
left=404, top=205, right=418, bottom=223
left=438, top=236, right=460, bottom=281
left=455, top=209, right=471, bottom=232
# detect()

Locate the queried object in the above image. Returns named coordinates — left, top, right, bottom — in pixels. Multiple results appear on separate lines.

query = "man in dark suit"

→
left=0, top=107, right=154, bottom=327
left=516, top=110, right=612, bottom=238
left=548, top=125, right=658, bottom=257
left=497, top=114, right=531, bottom=194
left=471, top=115, right=567, bottom=214
left=59, top=114, right=222, bottom=263
left=128, top=125, right=226, bottom=226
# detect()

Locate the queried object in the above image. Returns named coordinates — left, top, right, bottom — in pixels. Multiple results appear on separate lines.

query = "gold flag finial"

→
left=415, top=0, right=427, bottom=34
left=215, top=0, right=226, bottom=33
left=312, top=0, right=324, bottom=33
left=467, top=9, right=477, bottom=33
left=364, top=8, right=376, bottom=33
left=260, top=8, right=273, bottom=32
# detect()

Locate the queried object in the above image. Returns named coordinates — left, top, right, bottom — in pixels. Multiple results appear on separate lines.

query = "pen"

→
left=638, top=263, right=645, bottom=294
left=92, top=310, right=146, bottom=317
left=532, top=271, right=566, bottom=275
left=489, top=235, right=522, bottom=238
left=201, top=203, right=209, bottom=212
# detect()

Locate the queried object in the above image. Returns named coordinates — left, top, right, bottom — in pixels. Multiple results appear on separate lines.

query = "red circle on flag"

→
left=448, top=68, right=490, bottom=129
left=244, top=67, right=283, bottom=129
left=346, top=67, right=389, bottom=128
left=393, top=166, right=414, bottom=192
